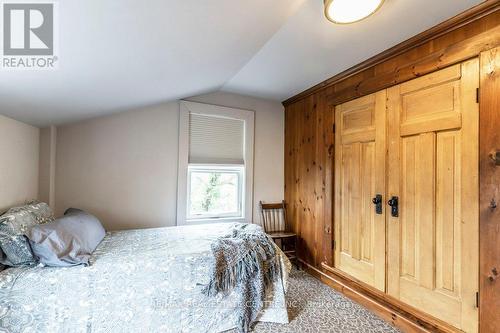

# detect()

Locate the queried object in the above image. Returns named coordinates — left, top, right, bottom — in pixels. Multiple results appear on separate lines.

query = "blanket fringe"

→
left=203, top=245, right=280, bottom=297
left=202, top=225, right=282, bottom=333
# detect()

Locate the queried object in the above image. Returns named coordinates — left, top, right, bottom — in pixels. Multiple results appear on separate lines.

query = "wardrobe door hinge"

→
left=476, top=88, right=480, bottom=103
left=332, top=240, right=336, bottom=250
left=333, top=124, right=336, bottom=133
left=476, top=292, right=479, bottom=308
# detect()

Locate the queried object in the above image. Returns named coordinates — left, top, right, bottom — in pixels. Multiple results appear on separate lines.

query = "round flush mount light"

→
left=324, top=0, right=385, bottom=24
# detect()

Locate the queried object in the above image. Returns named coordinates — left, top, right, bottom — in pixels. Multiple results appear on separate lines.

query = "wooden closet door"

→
left=334, top=91, right=386, bottom=291
left=387, top=59, right=479, bottom=332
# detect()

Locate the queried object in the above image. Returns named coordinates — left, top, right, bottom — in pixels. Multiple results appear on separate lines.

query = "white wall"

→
left=55, top=103, right=180, bottom=230
left=39, top=126, right=57, bottom=207
left=54, top=92, right=284, bottom=230
left=0, top=115, right=39, bottom=211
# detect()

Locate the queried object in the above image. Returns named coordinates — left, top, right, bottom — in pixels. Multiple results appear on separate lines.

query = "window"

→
left=187, top=165, right=243, bottom=219
left=177, top=101, right=254, bottom=225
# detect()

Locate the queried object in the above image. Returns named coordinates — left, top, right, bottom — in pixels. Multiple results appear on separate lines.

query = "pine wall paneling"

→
left=283, top=3, right=500, bottom=332
left=479, top=46, right=500, bottom=333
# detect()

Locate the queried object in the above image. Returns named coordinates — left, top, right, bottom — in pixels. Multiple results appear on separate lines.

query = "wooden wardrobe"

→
left=283, top=2, right=500, bottom=332
left=334, top=60, right=479, bottom=332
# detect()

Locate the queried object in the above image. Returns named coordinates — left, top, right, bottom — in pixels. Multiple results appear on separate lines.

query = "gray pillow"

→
left=26, top=209, right=105, bottom=267
left=0, top=202, right=54, bottom=266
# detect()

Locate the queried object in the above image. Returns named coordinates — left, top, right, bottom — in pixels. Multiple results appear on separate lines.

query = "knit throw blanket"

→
left=203, top=224, right=282, bottom=333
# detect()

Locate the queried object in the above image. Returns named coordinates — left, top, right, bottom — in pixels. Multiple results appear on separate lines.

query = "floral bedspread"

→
left=0, top=223, right=290, bottom=333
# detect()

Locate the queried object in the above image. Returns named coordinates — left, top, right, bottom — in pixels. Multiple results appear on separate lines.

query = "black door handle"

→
left=388, top=196, right=399, bottom=217
left=372, top=194, right=382, bottom=215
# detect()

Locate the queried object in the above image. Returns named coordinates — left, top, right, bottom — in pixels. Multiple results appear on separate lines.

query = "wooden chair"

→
left=259, top=200, right=297, bottom=267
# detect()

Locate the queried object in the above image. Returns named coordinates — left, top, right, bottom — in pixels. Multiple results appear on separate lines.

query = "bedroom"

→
left=0, top=0, right=499, bottom=332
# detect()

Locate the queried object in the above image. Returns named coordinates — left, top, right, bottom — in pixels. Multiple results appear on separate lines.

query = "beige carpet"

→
left=235, top=269, right=400, bottom=333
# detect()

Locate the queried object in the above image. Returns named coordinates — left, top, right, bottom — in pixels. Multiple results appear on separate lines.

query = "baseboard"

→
left=297, top=259, right=461, bottom=333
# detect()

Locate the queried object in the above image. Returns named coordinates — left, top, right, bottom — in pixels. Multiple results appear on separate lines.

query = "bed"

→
left=0, top=223, right=291, bottom=333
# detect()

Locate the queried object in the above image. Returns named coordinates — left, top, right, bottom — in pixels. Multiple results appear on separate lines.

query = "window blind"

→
left=189, top=113, right=245, bottom=165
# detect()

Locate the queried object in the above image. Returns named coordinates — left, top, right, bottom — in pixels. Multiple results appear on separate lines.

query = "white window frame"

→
left=177, top=101, right=254, bottom=225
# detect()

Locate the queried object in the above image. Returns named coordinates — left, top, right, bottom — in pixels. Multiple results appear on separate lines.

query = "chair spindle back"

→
left=259, top=200, right=288, bottom=233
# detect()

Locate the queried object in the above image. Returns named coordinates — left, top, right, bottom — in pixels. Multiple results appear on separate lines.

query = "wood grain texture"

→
left=334, top=91, right=386, bottom=291
left=283, top=6, right=500, bottom=332
left=386, top=60, right=479, bottom=332
left=284, top=9, right=500, bottom=269
left=284, top=90, right=334, bottom=268
left=479, top=47, right=500, bottom=333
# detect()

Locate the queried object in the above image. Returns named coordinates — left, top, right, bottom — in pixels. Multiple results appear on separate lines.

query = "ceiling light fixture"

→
left=324, top=0, right=385, bottom=24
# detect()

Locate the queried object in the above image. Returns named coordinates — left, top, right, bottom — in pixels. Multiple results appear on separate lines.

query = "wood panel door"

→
left=386, top=60, right=479, bottom=332
left=334, top=91, right=386, bottom=291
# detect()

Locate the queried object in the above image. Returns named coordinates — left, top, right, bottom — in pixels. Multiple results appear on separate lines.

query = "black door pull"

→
left=372, top=194, right=383, bottom=215
left=388, top=196, right=399, bottom=217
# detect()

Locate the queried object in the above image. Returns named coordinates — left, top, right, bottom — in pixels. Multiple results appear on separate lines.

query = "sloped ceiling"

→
left=0, top=0, right=484, bottom=127
left=223, top=0, right=484, bottom=101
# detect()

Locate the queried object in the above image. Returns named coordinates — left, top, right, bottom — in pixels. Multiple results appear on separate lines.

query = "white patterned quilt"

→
left=0, top=223, right=290, bottom=333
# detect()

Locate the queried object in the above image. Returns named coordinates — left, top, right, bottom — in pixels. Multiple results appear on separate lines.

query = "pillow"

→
left=27, top=209, right=105, bottom=267
left=0, top=202, right=54, bottom=266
